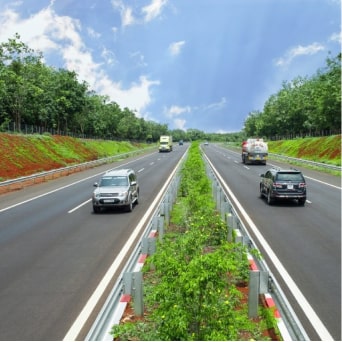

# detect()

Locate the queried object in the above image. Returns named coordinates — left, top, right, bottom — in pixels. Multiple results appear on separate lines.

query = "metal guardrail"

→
left=269, top=153, right=342, bottom=171
left=0, top=146, right=156, bottom=189
left=85, top=151, right=186, bottom=341
left=203, top=153, right=309, bottom=341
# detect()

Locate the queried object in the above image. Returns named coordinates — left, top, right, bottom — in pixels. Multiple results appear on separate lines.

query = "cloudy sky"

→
left=0, top=0, right=340, bottom=133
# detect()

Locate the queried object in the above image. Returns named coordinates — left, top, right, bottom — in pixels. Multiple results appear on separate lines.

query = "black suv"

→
left=260, top=168, right=307, bottom=206
left=92, top=169, right=139, bottom=213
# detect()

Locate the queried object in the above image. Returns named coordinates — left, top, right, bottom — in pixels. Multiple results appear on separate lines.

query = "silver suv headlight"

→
left=119, top=190, right=128, bottom=198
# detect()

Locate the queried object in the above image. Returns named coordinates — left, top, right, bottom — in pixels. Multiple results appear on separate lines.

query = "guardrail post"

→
left=158, top=216, right=165, bottom=241
left=152, top=216, right=164, bottom=241
left=161, top=191, right=171, bottom=225
left=216, top=186, right=222, bottom=210
left=248, top=271, right=260, bottom=318
left=221, top=199, right=228, bottom=221
left=162, top=201, right=170, bottom=224
left=226, top=213, right=233, bottom=242
left=212, top=181, right=217, bottom=200
left=259, top=271, right=269, bottom=294
left=142, top=237, right=156, bottom=255
left=248, top=270, right=269, bottom=318
left=123, top=272, right=144, bottom=317
left=234, top=228, right=243, bottom=244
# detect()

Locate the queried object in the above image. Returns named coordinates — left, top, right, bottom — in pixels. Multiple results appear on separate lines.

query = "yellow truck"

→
left=159, top=135, right=173, bottom=152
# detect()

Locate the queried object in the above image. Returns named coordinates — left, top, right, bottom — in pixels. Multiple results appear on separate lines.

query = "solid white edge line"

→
left=63, top=150, right=186, bottom=341
left=206, top=157, right=334, bottom=341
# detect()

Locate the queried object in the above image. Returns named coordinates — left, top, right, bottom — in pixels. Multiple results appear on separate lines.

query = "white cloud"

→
left=96, top=75, right=160, bottom=115
left=0, top=2, right=159, bottom=116
left=87, top=27, right=101, bottom=39
left=164, top=105, right=191, bottom=118
left=329, top=31, right=342, bottom=44
left=202, top=97, right=227, bottom=111
left=174, top=118, right=186, bottom=130
left=122, top=7, right=135, bottom=26
left=112, top=0, right=167, bottom=27
left=101, top=47, right=117, bottom=66
left=142, top=0, right=168, bottom=23
left=130, top=51, right=147, bottom=67
left=111, top=0, right=135, bottom=27
left=168, top=40, right=185, bottom=56
left=275, top=42, right=325, bottom=66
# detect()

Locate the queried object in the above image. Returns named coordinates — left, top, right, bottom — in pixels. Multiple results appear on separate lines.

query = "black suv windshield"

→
left=276, top=172, right=304, bottom=182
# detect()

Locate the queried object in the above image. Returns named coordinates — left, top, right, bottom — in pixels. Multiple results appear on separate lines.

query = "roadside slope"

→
left=0, top=133, right=149, bottom=181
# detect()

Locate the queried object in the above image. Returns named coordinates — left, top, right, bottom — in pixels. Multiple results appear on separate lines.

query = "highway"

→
left=0, top=146, right=187, bottom=340
left=202, top=143, right=341, bottom=341
left=0, top=142, right=340, bottom=340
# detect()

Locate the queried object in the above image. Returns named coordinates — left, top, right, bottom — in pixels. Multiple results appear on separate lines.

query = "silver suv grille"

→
left=100, top=193, right=119, bottom=197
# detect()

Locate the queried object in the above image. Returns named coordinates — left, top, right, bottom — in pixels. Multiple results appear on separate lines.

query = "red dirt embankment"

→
left=0, top=133, right=98, bottom=180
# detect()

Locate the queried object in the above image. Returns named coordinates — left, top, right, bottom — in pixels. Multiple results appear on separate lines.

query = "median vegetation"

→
left=111, top=142, right=280, bottom=341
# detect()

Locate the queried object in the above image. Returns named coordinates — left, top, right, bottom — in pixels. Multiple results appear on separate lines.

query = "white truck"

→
left=241, top=138, right=268, bottom=165
left=159, top=135, right=173, bottom=152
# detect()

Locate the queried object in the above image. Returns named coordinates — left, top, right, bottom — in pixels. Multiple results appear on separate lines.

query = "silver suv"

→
left=260, top=167, right=307, bottom=206
left=92, top=169, right=139, bottom=213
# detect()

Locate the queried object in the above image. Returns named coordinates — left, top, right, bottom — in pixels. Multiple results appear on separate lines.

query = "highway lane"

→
left=0, top=145, right=188, bottom=340
left=203, top=144, right=341, bottom=340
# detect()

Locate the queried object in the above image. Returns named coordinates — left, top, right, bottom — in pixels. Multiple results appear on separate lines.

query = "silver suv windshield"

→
left=99, top=176, right=128, bottom=187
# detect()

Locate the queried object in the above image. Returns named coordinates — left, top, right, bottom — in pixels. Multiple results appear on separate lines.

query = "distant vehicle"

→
left=92, top=168, right=139, bottom=213
left=159, top=135, right=173, bottom=152
left=179, top=140, right=183, bottom=145
left=259, top=167, right=307, bottom=206
left=204, top=141, right=209, bottom=145
left=242, top=138, right=268, bottom=165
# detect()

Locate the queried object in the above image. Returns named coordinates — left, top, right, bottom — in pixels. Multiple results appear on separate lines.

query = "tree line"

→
left=243, top=53, right=341, bottom=140
left=0, top=34, right=340, bottom=143
left=0, top=34, right=170, bottom=142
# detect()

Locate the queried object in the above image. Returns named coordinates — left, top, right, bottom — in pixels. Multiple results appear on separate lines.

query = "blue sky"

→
left=0, top=0, right=340, bottom=133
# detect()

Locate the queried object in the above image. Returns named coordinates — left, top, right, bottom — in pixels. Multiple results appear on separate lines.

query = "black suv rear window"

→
left=276, top=172, right=304, bottom=182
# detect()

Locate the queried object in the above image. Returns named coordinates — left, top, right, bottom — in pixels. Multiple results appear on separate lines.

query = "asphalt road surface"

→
left=0, top=146, right=187, bottom=340
left=203, top=143, right=341, bottom=341
left=0, top=142, right=340, bottom=340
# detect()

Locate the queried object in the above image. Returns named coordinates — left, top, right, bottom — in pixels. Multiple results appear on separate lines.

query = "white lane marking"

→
left=137, top=168, right=144, bottom=173
left=68, top=199, right=92, bottom=213
left=205, top=156, right=334, bottom=341
left=63, top=150, right=186, bottom=341
left=0, top=157, right=150, bottom=213
left=305, top=175, right=341, bottom=189
left=0, top=178, right=95, bottom=213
